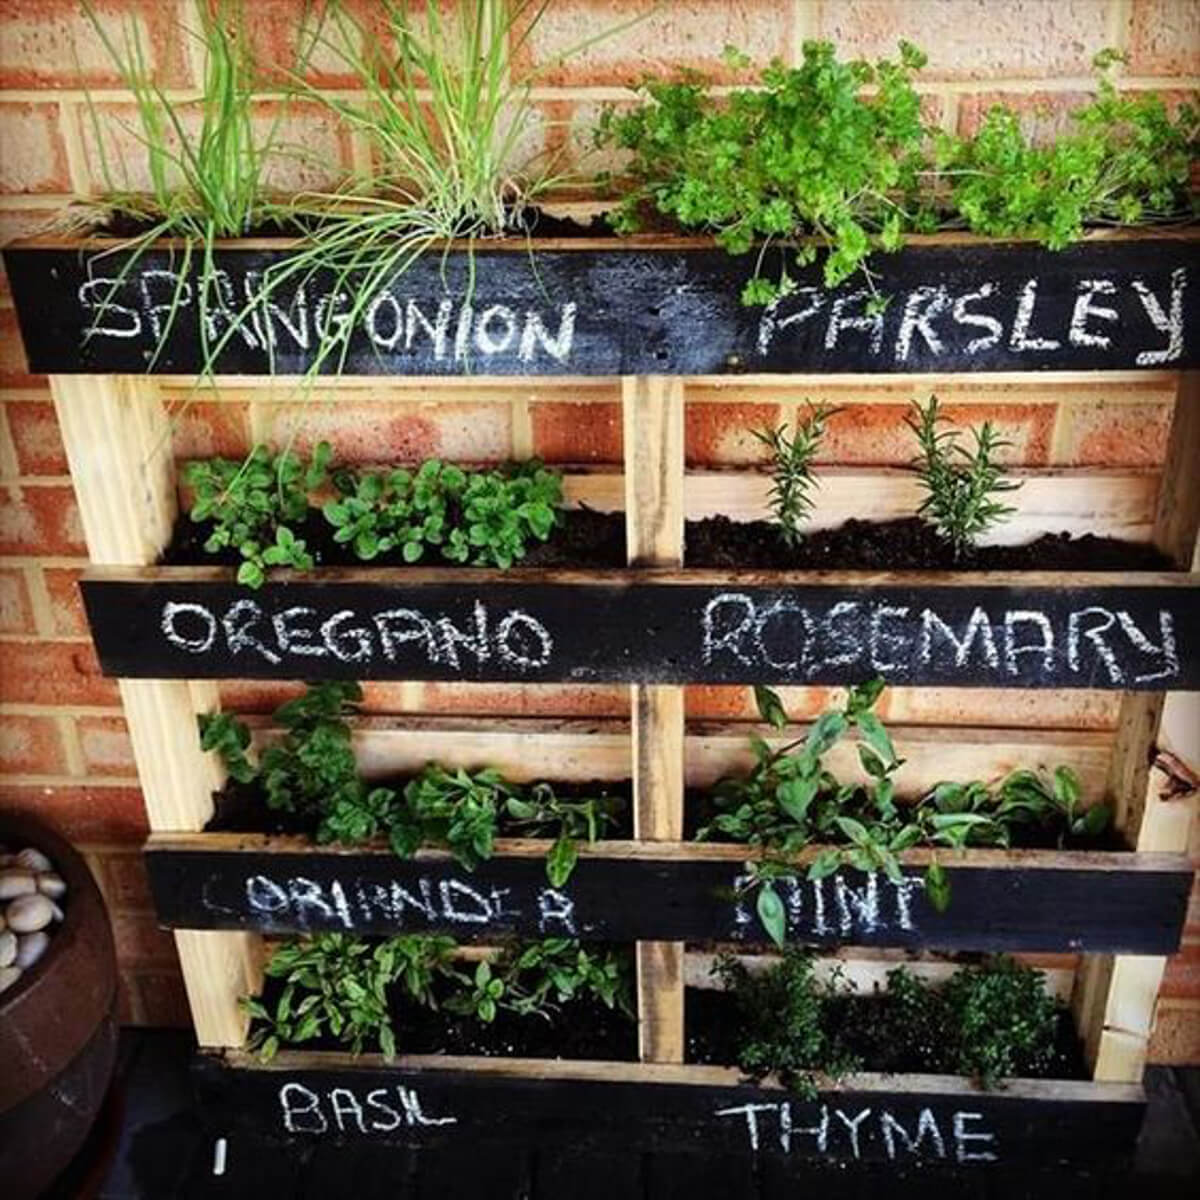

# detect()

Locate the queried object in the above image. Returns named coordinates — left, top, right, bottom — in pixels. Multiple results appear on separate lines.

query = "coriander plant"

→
left=906, top=396, right=1021, bottom=557
left=500, top=938, right=635, bottom=1019
left=754, top=403, right=838, bottom=547
left=504, top=784, right=620, bottom=888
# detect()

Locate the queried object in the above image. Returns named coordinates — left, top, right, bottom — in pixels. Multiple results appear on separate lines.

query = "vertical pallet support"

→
left=623, top=375, right=686, bottom=1064
left=1075, top=371, right=1200, bottom=1082
left=51, top=376, right=262, bottom=1047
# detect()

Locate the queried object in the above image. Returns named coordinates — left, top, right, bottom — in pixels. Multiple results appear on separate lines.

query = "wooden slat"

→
left=146, top=831, right=1191, bottom=871
left=1078, top=370, right=1200, bottom=1084
left=280, top=715, right=1112, bottom=802
left=624, top=375, right=686, bottom=1066
left=51, top=374, right=260, bottom=1048
left=682, top=951, right=1077, bottom=1002
left=565, top=467, right=1161, bottom=542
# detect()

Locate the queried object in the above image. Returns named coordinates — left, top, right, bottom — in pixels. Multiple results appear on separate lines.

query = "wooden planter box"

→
left=18, top=223, right=1198, bottom=1173
left=192, top=1051, right=1145, bottom=1169
left=4, top=231, right=1197, bottom=376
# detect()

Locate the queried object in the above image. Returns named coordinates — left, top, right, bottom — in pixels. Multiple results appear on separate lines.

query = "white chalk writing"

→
left=280, top=1082, right=456, bottom=1134
left=715, top=1101, right=998, bottom=1162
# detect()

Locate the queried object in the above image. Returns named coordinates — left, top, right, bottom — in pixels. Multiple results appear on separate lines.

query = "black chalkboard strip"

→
left=192, top=1049, right=1146, bottom=1169
left=144, top=834, right=1194, bottom=954
left=81, top=565, right=1200, bottom=690
left=5, top=231, right=1197, bottom=376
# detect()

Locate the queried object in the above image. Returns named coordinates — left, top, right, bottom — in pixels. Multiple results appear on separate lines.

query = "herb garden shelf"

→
left=7, top=225, right=1197, bottom=1176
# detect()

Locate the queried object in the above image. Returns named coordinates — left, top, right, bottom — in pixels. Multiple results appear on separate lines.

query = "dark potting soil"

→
left=161, top=506, right=627, bottom=570
left=204, top=777, right=635, bottom=840
left=684, top=986, right=1088, bottom=1081
left=254, top=965, right=638, bottom=1061
left=686, top=515, right=1173, bottom=572
left=93, top=205, right=612, bottom=243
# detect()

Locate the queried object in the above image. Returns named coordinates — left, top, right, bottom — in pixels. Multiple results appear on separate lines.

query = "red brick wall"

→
left=0, top=1, right=1197, bottom=1056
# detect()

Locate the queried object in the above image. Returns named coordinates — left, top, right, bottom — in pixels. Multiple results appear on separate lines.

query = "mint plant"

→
left=698, top=683, right=1107, bottom=944
left=754, top=403, right=838, bottom=547
left=596, top=40, right=932, bottom=302
left=906, top=396, right=1021, bottom=558
left=184, top=442, right=330, bottom=588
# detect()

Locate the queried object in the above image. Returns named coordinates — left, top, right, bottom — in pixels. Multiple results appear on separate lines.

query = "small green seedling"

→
left=754, top=403, right=838, bottom=547
left=906, top=396, right=1020, bottom=558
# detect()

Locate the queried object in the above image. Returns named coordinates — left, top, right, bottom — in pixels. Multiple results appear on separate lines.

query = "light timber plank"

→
left=52, top=373, right=259, bottom=1048
left=624, top=375, right=685, bottom=1066
left=563, top=467, right=1160, bottom=543
left=1078, top=370, right=1200, bottom=1084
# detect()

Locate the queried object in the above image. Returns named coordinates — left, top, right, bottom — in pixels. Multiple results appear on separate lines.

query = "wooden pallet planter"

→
left=14, top=223, right=1197, bottom=1170
left=4, top=232, right=1197, bottom=376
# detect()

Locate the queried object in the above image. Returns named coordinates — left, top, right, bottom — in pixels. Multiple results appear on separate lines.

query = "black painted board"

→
left=191, top=1056, right=1146, bottom=1169
left=532, top=1146, right=647, bottom=1200
left=4, top=237, right=1196, bottom=375
left=82, top=575, right=1200, bottom=689
left=643, top=1149, right=761, bottom=1200
left=144, top=845, right=1194, bottom=953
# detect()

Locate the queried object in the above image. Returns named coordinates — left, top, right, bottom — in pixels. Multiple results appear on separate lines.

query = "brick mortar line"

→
left=0, top=703, right=127, bottom=717
left=56, top=710, right=86, bottom=776
left=22, top=561, right=58, bottom=638
left=0, top=772, right=142, bottom=787
left=0, top=555, right=90, bottom=567
left=0, top=75, right=1195, bottom=107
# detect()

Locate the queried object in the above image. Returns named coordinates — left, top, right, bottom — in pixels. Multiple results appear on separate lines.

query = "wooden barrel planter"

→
left=0, top=814, right=118, bottom=1200
left=4, top=226, right=1197, bottom=1176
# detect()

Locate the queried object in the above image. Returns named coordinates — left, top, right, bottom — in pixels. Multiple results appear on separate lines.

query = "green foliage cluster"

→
left=697, top=681, right=1108, bottom=945
left=598, top=40, right=932, bottom=303
left=718, top=949, right=1061, bottom=1095
left=200, top=683, right=620, bottom=887
left=185, top=446, right=564, bottom=587
left=183, top=442, right=330, bottom=588
left=906, top=396, right=1021, bottom=556
left=246, top=933, right=633, bottom=1060
left=937, top=54, right=1197, bottom=248
left=753, top=403, right=838, bottom=546
left=713, top=946, right=859, bottom=1097
left=324, top=459, right=563, bottom=568
left=597, top=44, right=1198, bottom=304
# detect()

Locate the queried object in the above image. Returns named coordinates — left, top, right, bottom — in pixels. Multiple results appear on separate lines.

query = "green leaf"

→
left=854, top=711, right=896, bottom=767
left=925, top=861, right=951, bottom=913
left=1052, top=765, right=1081, bottom=810
left=756, top=882, right=787, bottom=948
left=754, top=685, right=789, bottom=730
left=807, top=848, right=842, bottom=881
left=546, top=833, right=578, bottom=888
left=777, top=775, right=818, bottom=824
left=236, top=560, right=265, bottom=589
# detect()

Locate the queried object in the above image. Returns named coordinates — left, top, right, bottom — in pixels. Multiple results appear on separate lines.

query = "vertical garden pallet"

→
left=28, top=228, right=1197, bottom=1169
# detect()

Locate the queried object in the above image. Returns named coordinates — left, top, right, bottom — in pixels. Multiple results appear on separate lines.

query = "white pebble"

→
left=0, top=929, right=14, bottom=967
left=0, top=870, right=36, bottom=900
left=0, top=965, right=21, bottom=994
left=15, top=931, right=49, bottom=969
left=15, top=848, right=53, bottom=873
left=37, top=874, right=67, bottom=899
left=6, top=893, right=54, bottom=933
